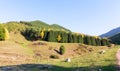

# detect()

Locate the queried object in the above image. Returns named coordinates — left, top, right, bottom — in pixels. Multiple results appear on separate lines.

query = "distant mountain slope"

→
left=20, top=20, right=71, bottom=32
left=100, top=27, right=120, bottom=38
left=30, top=20, right=50, bottom=28
left=51, top=24, right=71, bottom=32
left=109, top=33, right=120, bottom=44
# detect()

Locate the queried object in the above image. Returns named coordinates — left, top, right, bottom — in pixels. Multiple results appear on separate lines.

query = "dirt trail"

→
left=116, top=49, right=120, bottom=71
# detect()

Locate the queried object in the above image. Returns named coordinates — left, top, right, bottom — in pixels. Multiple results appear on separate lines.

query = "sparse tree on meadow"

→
left=59, top=45, right=65, bottom=55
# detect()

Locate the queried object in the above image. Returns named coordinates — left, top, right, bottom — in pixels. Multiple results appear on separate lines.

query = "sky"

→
left=0, top=0, right=120, bottom=36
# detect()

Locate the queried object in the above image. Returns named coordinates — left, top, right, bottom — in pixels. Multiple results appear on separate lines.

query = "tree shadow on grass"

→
left=0, top=63, right=117, bottom=71
left=54, top=49, right=60, bottom=54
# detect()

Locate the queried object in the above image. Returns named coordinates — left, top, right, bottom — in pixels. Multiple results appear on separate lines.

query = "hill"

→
left=51, top=24, right=70, bottom=32
left=0, top=20, right=117, bottom=71
left=20, top=20, right=71, bottom=32
left=100, top=27, right=120, bottom=38
left=0, top=20, right=110, bottom=46
left=1, top=20, right=70, bottom=33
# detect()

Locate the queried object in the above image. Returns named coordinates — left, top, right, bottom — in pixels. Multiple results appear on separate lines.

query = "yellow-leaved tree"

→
left=40, top=30, right=44, bottom=39
left=4, top=28, right=9, bottom=40
left=94, top=36, right=98, bottom=39
left=81, top=34, right=84, bottom=38
left=57, top=34, right=62, bottom=42
left=48, top=28, right=51, bottom=31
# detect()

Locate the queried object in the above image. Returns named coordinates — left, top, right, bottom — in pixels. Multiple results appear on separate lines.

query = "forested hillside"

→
left=20, top=20, right=71, bottom=32
left=0, top=20, right=110, bottom=46
left=109, top=33, right=120, bottom=44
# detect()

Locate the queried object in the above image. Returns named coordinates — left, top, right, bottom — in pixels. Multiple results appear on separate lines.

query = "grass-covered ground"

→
left=0, top=41, right=119, bottom=71
left=0, top=32, right=119, bottom=71
left=46, top=45, right=119, bottom=71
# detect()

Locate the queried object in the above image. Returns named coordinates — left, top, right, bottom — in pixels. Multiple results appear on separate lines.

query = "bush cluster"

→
left=59, top=45, right=66, bottom=55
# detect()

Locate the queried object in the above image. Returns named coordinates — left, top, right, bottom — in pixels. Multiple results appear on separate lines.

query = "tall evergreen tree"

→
left=90, top=36, right=96, bottom=46
left=87, top=36, right=92, bottom=45
left=79, top=34, right=83, bottom=43
left=61, top=32, right=68, bottom=43
left=68, top=33, right=73, bottom=43
left=95, top=38, right=101, bottom=46
left=72, top=34, right=78, bottom=43
left=43, top=31, right=49, bottom=41
left=101, top=38, right=109, bottom=46
left=83, top=35, right=87, bottom=44
left=47, top=31, right=56, bottom=42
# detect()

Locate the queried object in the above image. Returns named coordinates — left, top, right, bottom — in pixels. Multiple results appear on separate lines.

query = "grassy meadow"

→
left=0, top=35, right=119, bottom=71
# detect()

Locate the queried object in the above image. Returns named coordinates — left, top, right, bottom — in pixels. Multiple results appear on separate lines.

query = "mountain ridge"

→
left=100, top=26, right=120, bottom=38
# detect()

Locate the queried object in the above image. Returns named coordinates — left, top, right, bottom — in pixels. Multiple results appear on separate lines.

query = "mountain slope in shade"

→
left=100, top=27, right=120, bottom=38
left=109, top=33, right=120, bottom=44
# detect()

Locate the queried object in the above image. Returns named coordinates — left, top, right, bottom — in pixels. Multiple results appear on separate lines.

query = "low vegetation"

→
left=50, top=54, right=59, bottom=59
left=59, top=45, right=65, bottom=55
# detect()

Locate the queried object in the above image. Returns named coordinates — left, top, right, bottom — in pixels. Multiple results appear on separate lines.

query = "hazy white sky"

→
left=0, top=0, right=120, bottom=36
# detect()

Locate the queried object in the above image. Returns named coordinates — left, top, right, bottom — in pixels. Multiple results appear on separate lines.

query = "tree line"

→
left=22, top=28, right=110, bottom=46
left=0, top=25, right=110, bottom=46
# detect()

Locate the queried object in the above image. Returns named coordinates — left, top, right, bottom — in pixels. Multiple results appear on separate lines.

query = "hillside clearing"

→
left=0, top=40, right=119, bottom=71
left=0, top=32, right=118, bottom=71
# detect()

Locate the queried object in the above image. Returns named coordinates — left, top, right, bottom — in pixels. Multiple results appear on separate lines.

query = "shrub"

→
left=50, top=54, right=59, bottom=59
left=59, top=45, right=66, bottom=55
